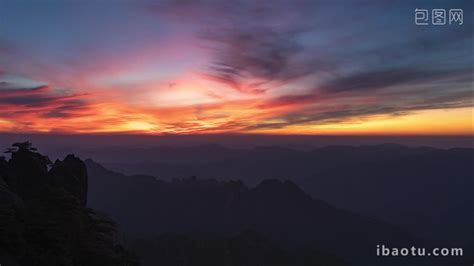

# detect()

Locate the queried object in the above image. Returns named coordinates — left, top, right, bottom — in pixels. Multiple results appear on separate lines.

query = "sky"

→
left=0, top=0, right=472, bottom=135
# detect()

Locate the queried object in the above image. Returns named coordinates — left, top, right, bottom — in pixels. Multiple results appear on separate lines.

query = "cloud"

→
left=0, top=78, right=92, bottom=119
left=246, top=88, right=473, bottom=131
left=321, top=67, right=473, bottom=94
left=0, top=83, right=49, bottom=93
left=139, top=0, right=474, bottom=133
left=150, top=0, right=331, bottom=94
left=0, top=1, right=472, bottom=134
left=40, top=98, right=91, bottom=118
left=201, top=26, right=310, bottom=93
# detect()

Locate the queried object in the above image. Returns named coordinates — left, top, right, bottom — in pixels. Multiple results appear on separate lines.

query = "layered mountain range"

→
left=0, top=142, right=471, bottom=266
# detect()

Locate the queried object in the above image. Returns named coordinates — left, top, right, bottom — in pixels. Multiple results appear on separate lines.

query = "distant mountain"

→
left=0, top=142, right=137, bottom=266
left=3, top=141, right=471, bottom=265
left=86, top=159, right=414, bottom=264
left=298, top=145, right=473, bottom=246
left=86, top=144, right=473, bottom=246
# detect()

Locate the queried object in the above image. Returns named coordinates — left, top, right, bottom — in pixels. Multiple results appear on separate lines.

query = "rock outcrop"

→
left=49, top=154, right=88, bottom=205
left=0, top=142, right=137, bottom=266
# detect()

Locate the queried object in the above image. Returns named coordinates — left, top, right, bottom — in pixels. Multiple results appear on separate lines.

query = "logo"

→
left=415, top=9, right=463, bottom=26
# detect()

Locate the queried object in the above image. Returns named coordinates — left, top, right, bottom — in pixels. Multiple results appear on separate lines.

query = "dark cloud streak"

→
left=0, top=80, right=92, bottom=119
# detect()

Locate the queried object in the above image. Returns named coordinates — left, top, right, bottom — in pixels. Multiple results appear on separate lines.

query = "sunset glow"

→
left=1, top=1, right=472, bottom=135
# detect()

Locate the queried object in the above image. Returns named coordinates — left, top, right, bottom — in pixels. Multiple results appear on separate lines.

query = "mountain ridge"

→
left=86, top=159, right=415, bottom=264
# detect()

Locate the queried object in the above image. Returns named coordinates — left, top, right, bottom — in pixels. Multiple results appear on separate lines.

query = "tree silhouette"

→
left=4, top=141, right=51, bottom=166
left=4, top=141, right=36, bottom=153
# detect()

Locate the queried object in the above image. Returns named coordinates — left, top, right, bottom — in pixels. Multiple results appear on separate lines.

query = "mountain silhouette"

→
left=1, top=142, right=471, bottom=265
left=86, top=159, right=415, bottom=264
left=0, top=142, right=137, bottom=266
left=83, top=144, right=473, bottom=246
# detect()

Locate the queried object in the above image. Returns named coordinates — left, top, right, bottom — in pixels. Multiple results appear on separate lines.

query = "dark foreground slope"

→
left=129, top=230, right=347, bottom=266
left=86, top=160, right=416, bottom=265
left=0, top=142, right=137, bottom=266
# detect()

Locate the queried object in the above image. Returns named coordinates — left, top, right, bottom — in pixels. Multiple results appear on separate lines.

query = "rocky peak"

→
left=49, top=154, right=88, bottom=205
left=2, top=142, right=88, bottom=205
